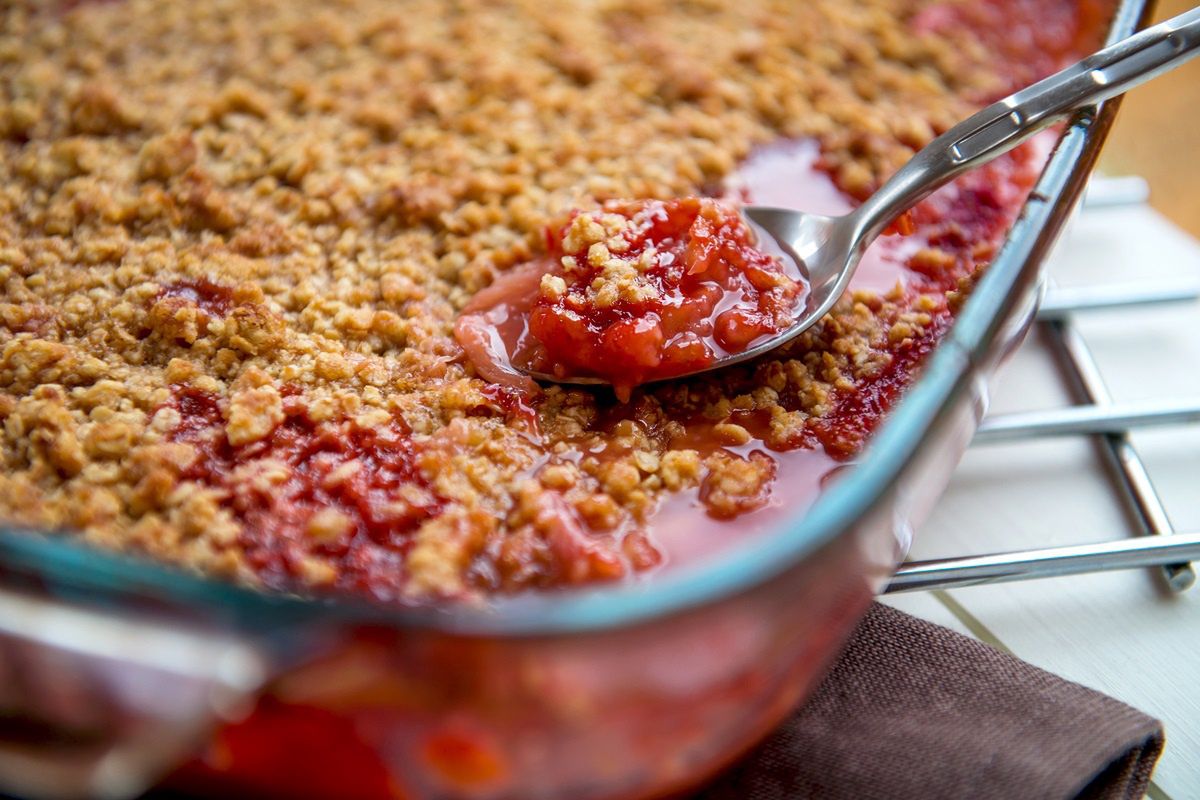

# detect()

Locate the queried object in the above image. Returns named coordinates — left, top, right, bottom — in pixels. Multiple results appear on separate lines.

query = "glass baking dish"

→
left=0, top=0, right=1150, bottom=797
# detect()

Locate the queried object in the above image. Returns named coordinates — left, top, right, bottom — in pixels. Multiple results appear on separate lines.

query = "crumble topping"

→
left=0, top=0, right=1101, bottom=603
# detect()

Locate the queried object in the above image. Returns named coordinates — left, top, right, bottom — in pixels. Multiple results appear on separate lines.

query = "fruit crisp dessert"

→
left=0, top=0, right=1105, bottom=604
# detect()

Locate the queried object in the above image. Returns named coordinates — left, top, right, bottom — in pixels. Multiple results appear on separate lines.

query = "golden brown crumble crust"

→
left=1, top=0, right=1023, bottom=600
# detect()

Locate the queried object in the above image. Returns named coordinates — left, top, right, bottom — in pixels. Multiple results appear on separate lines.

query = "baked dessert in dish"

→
left=0, top=0, right=1105, bottom=605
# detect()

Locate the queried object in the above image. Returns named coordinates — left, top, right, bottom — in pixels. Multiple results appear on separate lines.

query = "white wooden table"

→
left=883, top=191, right=1200, bottom=798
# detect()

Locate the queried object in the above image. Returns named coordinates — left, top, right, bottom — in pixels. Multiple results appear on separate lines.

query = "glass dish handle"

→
left=0, top=584, right=269, bottom=799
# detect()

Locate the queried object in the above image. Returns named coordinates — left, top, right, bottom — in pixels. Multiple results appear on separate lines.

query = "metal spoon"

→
left=525, top=6, right=1200, bottom=387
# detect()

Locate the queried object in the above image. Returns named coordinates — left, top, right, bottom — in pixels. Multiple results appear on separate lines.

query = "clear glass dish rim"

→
left=0, top=0, right=1148, bottom=637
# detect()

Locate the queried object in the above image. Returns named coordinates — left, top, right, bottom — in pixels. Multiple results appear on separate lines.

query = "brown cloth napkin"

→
left=696, top=603, right=1164, bottom=800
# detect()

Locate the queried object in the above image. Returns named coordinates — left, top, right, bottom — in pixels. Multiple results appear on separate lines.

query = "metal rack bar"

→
left=975, top=398, right=1200, bottom=442
left=1038, top=283, right=1200, bottom=318
left=886, top=531, right=1200, bottom=593
left=1044, top=319, right=1195, bottom=591
left=1081, top=174, right=1150, bottom=208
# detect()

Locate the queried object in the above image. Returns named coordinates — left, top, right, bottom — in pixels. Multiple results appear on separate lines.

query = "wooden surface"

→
left=1099, top=0, right=1200, bottom=237
left=883, top=198, right=1200, bottom=797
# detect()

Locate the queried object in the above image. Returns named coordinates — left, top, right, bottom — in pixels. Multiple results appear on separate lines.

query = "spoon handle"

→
left=854, top=5, right=1200, bottom=242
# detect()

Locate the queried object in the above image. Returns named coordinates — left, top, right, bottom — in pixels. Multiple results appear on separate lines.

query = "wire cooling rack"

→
left=886, top=181, right=1200, bottom=594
